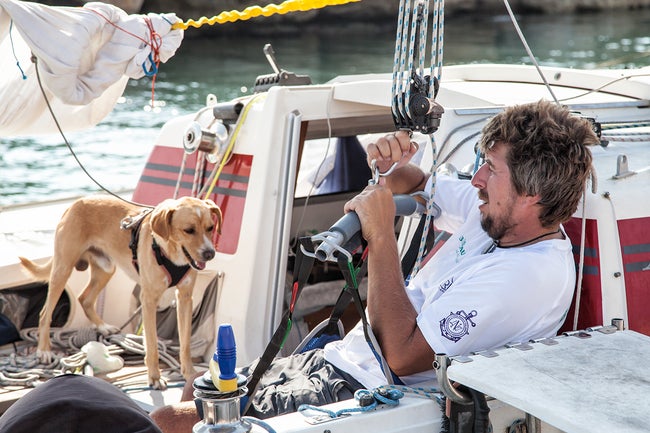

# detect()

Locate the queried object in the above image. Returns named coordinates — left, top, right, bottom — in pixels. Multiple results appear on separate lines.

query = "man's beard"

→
left=480, top=212, right=514, bottom=241
left=478, top=189, right=515, bottom=241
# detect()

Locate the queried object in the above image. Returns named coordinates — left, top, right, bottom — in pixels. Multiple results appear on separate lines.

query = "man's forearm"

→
left=383, top=164, right=428, bottom=195
left=366, top=235, right=434, bottom=376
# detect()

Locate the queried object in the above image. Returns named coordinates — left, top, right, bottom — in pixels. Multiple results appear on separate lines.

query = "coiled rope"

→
left=171, top=0, right=361, bottom=30
left=1, top=327, right=207, bottom=388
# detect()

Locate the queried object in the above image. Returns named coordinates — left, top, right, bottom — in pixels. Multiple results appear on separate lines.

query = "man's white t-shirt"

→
left=324, top=175, right=575, bottom=389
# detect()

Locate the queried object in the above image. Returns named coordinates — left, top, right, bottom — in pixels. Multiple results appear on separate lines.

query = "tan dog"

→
left=19, top=195, right=222, bottom=389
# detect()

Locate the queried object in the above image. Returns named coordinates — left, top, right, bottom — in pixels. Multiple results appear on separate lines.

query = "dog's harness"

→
left=151, top=237, right=191, bottom=287
left=122, top=209, right=191, bottom=288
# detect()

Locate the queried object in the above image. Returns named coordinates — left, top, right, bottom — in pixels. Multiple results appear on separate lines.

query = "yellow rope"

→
left=171, top=0, right=361, bottom=30
left=203, top=93, right=267, bottom=199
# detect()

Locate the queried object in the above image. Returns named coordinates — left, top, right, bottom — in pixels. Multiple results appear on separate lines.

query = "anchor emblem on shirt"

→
left=440, top=310, right=478, bottom=343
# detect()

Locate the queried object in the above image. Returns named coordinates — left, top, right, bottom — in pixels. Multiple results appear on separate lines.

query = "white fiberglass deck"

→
left=447, top=329, right=650, bottom=433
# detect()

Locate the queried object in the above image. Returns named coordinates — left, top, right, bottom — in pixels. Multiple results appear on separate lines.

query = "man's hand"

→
left=366, top=130, right=419, bottom=174
left=344, top=184, right=395, bottom=245
left=366, top=131, right=428, bottom=195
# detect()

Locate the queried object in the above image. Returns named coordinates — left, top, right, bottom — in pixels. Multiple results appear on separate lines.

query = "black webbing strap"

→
left=243, top=236, right=316, bottom=415
left=336, top=252, right=396, bottom=385
left=318, top=250, right=368, bottom=336
left=400, top=213, right=438, bottom=279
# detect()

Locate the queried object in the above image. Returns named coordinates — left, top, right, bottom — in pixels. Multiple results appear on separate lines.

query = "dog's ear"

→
left=205, top=199, right=223, bottom=235
left=150, top=203, right=175, bottom=239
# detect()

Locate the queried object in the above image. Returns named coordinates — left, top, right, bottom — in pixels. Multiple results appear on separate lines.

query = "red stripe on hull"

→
left=619, top=217, right=650, bottom=335
left=133, top=146, right=251, bottom=255
left=560, top=218, right=603, bottom=333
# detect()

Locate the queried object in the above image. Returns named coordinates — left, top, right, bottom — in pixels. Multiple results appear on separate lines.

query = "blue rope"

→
left=160, top=14, right=174, bottom=26
left=9, top=20, right=27, bottom=80
left=298, top=387, right=405, bottom=419
left=141, top=52, right=159, bottom=77
left=377, top=384, right=445, bottom=405
left=242, top=416, right=278, bottom=433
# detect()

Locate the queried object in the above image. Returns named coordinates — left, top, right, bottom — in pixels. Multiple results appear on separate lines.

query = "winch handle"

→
left=310, top=194, right=421, bottom=262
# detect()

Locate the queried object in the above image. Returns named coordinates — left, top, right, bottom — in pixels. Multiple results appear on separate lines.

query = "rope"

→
left=377, top=384, right=444, bottom=403
left=242, top=417, right=278, bottom=433
left=390, top=2, right=445, bottom=277
left=0, top=348, right=62, bottom=387
left=88, top=9, right=164, bottom=108
left=557, top=71, right=650, bottom=103
left=572, top=190, right=588, bottom=331
left=9, top=19, right=27, bottom=80
left=201, top=93, right=267, bottom=199
left=391, top=0, right=408, bottom=121
left=298, top=386, right=405, bottom=418
left=192, top=151, right=206, bottom=197
left=503, top=0, right=559, bottom=105
left=172, top=0, right=360, bottom=30
left=409, top=133, right=438, bottom=277
left=1, top=328, right=206, bottom=388
left=430, top=0, right=444, bottom=84
left=602, top=132, right=650, bottom=142
left=32, top=56, right=152, bottom=208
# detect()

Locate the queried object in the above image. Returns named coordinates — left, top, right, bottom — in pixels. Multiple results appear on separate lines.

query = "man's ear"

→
left=205, top=199, right=223, bottom=235
left=519, top=193, right=542, bottom=212
left=526, top=193, right=542, bottom=205
left=150, top=201, right=175, bottom=239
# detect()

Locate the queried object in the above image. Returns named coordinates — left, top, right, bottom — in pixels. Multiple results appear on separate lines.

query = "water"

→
left=2, top=9, right=650, bottom=206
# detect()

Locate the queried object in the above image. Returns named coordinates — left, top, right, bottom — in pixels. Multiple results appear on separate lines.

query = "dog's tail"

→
left=18, top=257, right=52, bottom=282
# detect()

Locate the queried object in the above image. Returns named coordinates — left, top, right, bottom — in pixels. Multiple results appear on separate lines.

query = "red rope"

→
left=290, top=281, right=299, bottom=313
left=88, top=8, right=163, bottom=107
left=144, top=16, right=162, bottom=107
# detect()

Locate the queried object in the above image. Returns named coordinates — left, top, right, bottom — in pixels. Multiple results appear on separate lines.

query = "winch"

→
left=192, top=324, right=250, bottom=433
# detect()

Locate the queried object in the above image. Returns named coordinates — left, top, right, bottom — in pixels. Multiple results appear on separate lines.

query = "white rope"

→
left=410, top=135, right=438, bottom=277
left=572, top=190, right=587, bottom=330
left=502, top=0, right=559, bottom=105
left=412, top=1, right=445, bottom=277
left=430, top=0, right=444, bottom=85
left=2, top=328, right=206, bottom=387
left=390, top=0, right=406, bottom=121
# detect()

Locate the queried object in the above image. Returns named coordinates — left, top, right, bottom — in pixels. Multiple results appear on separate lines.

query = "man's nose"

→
left=471, top=164, right=488, bottom=189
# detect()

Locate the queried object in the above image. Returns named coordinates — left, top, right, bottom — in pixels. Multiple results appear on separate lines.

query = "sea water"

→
left=2, top=10, right=650, bottom=206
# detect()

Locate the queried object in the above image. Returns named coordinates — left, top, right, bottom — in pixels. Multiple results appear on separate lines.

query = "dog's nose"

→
left=202, top=249, right=215, bottom=261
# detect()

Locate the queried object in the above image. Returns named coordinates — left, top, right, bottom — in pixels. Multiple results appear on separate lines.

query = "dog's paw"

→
left=149, top=375, right=168, bottom=390
left=36, top=349, right=55, bottom=365
left=95, top=323, right=120, bottom=336
left=181, top=365, right=197, bottom=381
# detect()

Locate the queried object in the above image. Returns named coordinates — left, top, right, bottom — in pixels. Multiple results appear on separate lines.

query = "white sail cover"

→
left=0, top=0, right=183, bottom=136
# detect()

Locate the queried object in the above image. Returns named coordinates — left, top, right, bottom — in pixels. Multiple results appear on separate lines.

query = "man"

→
left=151, top=100, right=598, bottom=431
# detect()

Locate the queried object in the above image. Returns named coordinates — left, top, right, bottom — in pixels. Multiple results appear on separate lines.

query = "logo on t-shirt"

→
left=439, top=310, right=478, bottom=342
left=439, top=277, right=454, bottom=294
left=455, top=235, right=467, bottom=263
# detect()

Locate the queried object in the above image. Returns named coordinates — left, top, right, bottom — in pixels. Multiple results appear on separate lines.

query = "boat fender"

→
left=81, top=341, right=124, bottom=374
